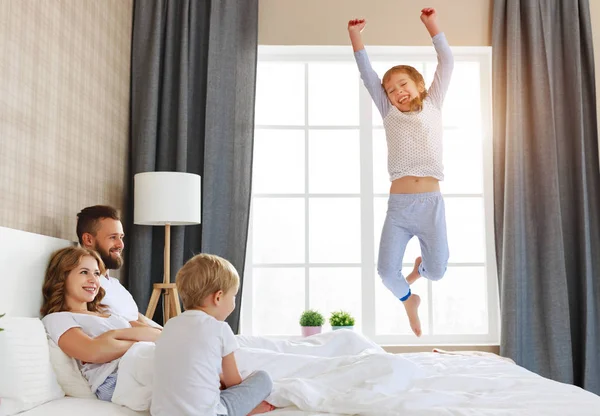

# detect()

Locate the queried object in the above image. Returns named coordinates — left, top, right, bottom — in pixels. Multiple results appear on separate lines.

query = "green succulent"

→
left=329, top=310, right=355, bottom=327
left=0, top=313, right=5, bottom=332
left=299, top=309, right=325, bottom=327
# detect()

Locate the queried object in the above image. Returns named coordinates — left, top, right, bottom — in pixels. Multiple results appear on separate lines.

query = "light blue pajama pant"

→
left=218, top=370, right=273, bottom=416
left=377, top=192, right=449, bottom=300
left=95, top=372, right=118, bottom=402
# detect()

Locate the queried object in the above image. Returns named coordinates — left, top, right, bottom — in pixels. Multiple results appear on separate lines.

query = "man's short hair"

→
left=76, top=205, right=121, bottom=245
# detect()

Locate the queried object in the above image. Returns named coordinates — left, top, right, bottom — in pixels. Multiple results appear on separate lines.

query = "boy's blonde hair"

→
left=382, top=65, right=428, bottom=112
left=176, top=253, right=240, bottom=310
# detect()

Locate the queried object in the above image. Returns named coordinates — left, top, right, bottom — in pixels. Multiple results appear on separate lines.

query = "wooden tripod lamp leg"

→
left=146, top=224, right=182, bottom=324
left=170, top=287, right=181, bottom=316
left=145, top=287, right=162, bottom=319
left=164, top=290, right=170, bottom=322
left=162, top=224, right=171, bottom=322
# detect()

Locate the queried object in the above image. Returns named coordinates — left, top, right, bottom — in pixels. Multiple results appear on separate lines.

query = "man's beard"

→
left=95, top=244, right=123, bottom=270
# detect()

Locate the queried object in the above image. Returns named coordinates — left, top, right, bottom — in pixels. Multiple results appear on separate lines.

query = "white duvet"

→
left=111, top=331, right=600, bottom=415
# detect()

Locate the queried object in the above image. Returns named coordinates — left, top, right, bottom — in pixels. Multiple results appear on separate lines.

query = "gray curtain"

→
left=493, top=0, right=600, bottom=393
left=127, top=0, right=257, bottom=332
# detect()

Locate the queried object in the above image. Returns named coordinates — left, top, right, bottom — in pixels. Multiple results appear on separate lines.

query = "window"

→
left=241, top=45, right=498, bottom=345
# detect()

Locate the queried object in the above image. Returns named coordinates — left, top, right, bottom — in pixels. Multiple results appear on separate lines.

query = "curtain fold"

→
left=492, top=0, right=600, bottom=393
left=127, top=0, right=257, bottom=332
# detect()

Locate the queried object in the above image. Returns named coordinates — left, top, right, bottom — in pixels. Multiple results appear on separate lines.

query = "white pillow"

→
left=0, top=317, right=64, bottom=415
left=47, top=338, right=96, bottom=399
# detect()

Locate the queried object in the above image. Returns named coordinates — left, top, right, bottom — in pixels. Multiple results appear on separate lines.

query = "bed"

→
left=0, top=226, right=146, bottom=416
left=1, top=225, right=599, bottom=416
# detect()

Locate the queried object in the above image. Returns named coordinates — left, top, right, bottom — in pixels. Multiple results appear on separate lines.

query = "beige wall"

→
left=0, top=0, right=133, bottom=241
left=258, top=0, right=492, bottom=46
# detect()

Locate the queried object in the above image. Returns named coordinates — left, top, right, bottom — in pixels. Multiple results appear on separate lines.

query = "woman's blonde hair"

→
left=176, top=253, right=240, bottom=310
left=382, top=65, right=428, bottom=112
left=40, top=246, right=107, bottom=316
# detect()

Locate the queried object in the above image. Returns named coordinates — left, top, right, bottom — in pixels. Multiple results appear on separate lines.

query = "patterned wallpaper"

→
left=0, top=0, right=133, bottom=241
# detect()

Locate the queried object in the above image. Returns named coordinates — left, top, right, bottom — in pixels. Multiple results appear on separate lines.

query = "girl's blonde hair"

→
left=176, top=253, right=240, bottom=310
left=40, top=247, right=107, bottom=316
left=382, top=65, right=429, bottom=112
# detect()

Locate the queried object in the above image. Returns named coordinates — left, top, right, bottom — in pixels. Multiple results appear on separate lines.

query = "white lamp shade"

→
left=134, top=172, right=201, bottom=225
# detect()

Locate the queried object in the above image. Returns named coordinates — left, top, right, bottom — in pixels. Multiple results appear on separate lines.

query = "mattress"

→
left=20, top=397, right=148, bottom=416
left=270, top=352, right=600, bottom=415
left=21, top=352, right=600, bottom=416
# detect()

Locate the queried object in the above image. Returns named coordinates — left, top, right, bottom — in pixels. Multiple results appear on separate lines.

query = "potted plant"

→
left=299, top=309, right=324, bottom=337
left=0, top=313, right=5, bottom=332
left=329, top=310, right=355, bottom=331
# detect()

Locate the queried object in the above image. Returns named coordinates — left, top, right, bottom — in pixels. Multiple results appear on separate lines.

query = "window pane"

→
left=253, top=268, right=305, bottom=335
left=441, top=129, right=483, bottom=195
left=309, top=129, right=360, bottom=194
left=253, top=129, right=305, bottom=194
left=255, top=63, right=304, bottom=126
left=371, top=62, right=426, bottom=126
left=251, top=49, right=494, bottom=343
left=430, top=61, right=481, bottom=129
left=373, top=197, right=420, bottom=262
left=445, top=197, right=486, bottom=263
left=309, top=267, right=362, bottom=331
left=372, top=129, right=390, bottom=194
left=432, top=267, right=488, bottom=334
left=309, top=198, right=361, bottom=263
left=309, top=63, right=358, bottom=126
left=422, top=60, right=436, bottom=86
left=375, top=271, right=430, bottom=335
left=252, top=198, right=304, bottom=264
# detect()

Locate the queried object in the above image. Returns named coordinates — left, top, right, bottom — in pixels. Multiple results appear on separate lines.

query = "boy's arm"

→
left=421, top=8, right=454, bottom=107
left=221, top=353, right=243, bottom=388
left=220, top=322, right=242, bottom=388
left=348, top=18, right=390, bottom=117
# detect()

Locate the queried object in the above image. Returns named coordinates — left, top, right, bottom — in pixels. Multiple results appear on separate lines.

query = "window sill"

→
left=382, top=344, right=500, bottom=354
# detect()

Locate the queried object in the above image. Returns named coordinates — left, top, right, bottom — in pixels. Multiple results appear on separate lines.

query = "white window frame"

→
left=241, top=45, right=499, bottom=346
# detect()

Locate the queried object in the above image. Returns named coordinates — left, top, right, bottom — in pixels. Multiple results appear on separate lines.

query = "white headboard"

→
left=0, top=226, right=75, bottom=318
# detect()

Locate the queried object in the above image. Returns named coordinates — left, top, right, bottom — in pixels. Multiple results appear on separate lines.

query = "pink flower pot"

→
left=301, top=326, right=322, bottom=337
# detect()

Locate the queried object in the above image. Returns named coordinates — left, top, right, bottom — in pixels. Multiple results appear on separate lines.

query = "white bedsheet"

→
left=236, top=330, right=383, bottom=355
left=266, top=352, right=600, bottom=416
left=237, top=347, right=423, bottom=413
left=111, top=331, right=600, bottom=415
left=244, top=351, right=600, bottom=415
left=111, top=330, right=403, bottom=412
left=392, top=352, right=600, bottom=415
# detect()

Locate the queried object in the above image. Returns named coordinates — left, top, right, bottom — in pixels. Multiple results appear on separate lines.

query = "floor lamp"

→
left=134, top=171, right=201, bottom=323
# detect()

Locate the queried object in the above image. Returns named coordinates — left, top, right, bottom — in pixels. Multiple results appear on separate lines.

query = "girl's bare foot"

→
left=248, top=401, right=276, bottom=415
left=406, top=256, right=422, bottom=285
left=402, top=293, right=422, bottom=336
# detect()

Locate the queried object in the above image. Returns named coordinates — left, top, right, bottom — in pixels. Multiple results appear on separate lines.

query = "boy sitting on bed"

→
left=151, top=253, right=276, bottom=416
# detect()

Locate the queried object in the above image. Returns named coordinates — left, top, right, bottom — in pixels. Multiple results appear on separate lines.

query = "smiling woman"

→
left=39, top=246, right=161, bottom=401
left=41, top=247, right=108, bottom=316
